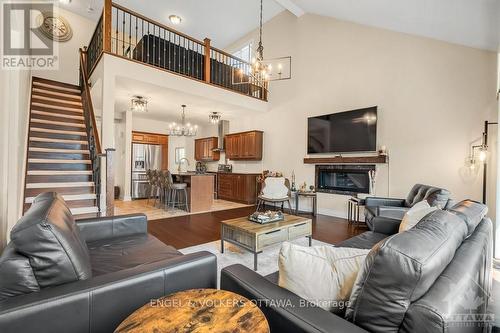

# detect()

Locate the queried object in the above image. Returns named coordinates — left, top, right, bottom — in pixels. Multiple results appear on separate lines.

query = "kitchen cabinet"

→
left=195, top=137, right=220, bottom=161
left=225, top=131, right=263, bottom=160
left=217, top=173, right=260, bottom=204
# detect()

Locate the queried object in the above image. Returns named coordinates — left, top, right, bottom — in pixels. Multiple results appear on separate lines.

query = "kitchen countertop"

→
left=173, top=172, right=215, bottom=176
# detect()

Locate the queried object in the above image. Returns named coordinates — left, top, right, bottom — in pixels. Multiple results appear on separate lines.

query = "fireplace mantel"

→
left=304, top=155, right=387, bottom=164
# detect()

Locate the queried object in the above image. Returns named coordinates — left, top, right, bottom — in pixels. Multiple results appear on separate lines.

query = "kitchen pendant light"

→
left=167, top=105, right=198, bottom=137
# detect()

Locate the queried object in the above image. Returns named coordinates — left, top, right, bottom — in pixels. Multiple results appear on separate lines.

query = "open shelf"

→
left=303, top=155, right=388, bottom=164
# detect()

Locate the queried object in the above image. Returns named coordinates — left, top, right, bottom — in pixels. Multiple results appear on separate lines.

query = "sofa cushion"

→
left=278, top=242, right=369, bottom=313
left=0, top=243, right=40, bottom=300
left=399, top=200, right=437, bottom=232
left=10, top=192, right=92, bottom=288
left=448, top=200, right=488, bottom=236
left=87, top=234, right=182, bottom=276
left=405, top=184, right=450, bottom=208
left=346, top=209, right=468, bottom=333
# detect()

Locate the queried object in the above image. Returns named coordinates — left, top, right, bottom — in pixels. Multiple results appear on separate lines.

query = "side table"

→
left=115, top=288, right=270, bottom=332
left=295, top=191, right=317, bottom=216
left=347, top=197, right=365, bottom=227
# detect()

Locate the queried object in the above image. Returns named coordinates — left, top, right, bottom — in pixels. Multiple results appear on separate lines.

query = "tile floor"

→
left=114, top=199, right=251, bottom=221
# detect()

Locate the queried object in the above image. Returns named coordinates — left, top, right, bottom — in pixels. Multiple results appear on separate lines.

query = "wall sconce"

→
left=469, top=121, right=497, bottom=204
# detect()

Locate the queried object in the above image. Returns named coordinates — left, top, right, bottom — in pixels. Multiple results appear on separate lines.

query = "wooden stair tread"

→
left=31, top=102, right=83, bottom=112
left=30, top=137, right=88, bottom=144
left=25, top=193, right=97, bottom=203
left=32, top=110, right=84, bottom=120
left=32, top=118, right=84, bottom=127
left=32, top=95, right=82, bottom=105
left=28, top=158, right=91, bottom=164
left=71, top=207, right=99, bottom=215
left=29, top=147, right=90, bottom=154
left=32, top=89, right=81, bottom=101
left=30, top=127, right=87, bottom=136
left=27, top=170, right=93, bottom=175
left=26, top=182, right=94, bottom=189
left=32, top=79, right=80, bottom=93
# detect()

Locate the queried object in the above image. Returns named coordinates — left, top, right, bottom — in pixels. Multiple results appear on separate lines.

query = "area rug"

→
left=179, top=238, right=332, bottom=286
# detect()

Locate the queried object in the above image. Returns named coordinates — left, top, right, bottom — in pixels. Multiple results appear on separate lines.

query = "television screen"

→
left=307, top=107, right=377, bottom=154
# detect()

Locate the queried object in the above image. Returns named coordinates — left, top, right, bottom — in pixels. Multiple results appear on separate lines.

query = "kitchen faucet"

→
left=178, top=158, right=190, bottom=173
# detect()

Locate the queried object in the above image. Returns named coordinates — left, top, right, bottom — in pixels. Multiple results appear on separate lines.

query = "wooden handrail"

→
left=79, top=48, right=101, bottom=154
left=103, top=0, right=111, bottom=52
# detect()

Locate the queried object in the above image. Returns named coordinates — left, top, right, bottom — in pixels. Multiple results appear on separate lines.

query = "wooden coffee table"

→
left=115, top=289, right=269, bottom=333
left=221, top=214, right=312, bottom=271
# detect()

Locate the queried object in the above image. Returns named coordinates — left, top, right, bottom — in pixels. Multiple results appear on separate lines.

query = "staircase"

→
left=23, top=77, right=99, bottom=219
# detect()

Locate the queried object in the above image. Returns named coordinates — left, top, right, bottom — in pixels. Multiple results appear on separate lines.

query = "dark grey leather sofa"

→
left=364, top=183, right=451, bottom=234
left=221, top=200, right=492, bottom=333
left=0, top=192, right=217, bottom=333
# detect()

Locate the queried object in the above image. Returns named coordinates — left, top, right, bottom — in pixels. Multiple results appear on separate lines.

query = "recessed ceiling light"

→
left=59, top=0, right=72, bottom=4
left=169, top=15, right=182, bottom=25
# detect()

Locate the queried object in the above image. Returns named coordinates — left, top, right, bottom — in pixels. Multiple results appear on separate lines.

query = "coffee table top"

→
left=115, top=288, right=269, bottom=333
left=221, top=214, right=312, bottom=235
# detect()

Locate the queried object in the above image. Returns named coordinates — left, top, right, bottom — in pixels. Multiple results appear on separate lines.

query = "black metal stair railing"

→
left=79, top=49, right=103, bottom=214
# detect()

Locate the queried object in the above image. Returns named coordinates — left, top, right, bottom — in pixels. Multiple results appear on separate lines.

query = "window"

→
left=232, top=42, right=252, bottom=63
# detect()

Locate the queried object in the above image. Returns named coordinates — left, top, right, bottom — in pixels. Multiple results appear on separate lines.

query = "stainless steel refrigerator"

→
left=131, top=143, right=162, bottom=199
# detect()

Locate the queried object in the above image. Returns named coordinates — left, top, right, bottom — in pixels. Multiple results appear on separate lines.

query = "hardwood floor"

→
left=148, top=206, right=367, bottom=249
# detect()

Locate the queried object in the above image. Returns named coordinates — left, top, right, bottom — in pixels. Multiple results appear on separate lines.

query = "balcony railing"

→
left=85, top=0, right=268, bottom=101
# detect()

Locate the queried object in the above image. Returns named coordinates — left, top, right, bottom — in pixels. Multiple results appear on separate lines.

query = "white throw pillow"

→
left=399, top=200, right=438, bottom=232
left=278, top=242, right=369, bottom=313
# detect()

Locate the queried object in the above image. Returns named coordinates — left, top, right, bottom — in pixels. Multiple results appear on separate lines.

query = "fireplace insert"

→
left=315, top=165, right=375, bottom=195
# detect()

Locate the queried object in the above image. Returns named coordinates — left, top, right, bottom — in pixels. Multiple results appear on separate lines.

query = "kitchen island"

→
left=172, top=173, right=215, bottom=213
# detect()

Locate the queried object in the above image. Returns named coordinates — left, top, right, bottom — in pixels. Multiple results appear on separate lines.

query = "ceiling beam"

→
left=274, top=0, right=305, bottom=17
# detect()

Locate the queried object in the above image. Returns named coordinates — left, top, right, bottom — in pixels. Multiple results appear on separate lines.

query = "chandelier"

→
left=167, top=105, right=198, bottom=136
left=208, top=112, right=221, bottom=124
left=130, top=96, right=148, bottom=112
left=233, top=0, right=291, bottom=88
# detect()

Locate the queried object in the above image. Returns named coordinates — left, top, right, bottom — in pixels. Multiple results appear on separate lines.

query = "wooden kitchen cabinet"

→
left=195, top=137, right=220, bottom=161
left=217, top=173, right=260, bottom=204
left=225, top=130, right=263, bottom=160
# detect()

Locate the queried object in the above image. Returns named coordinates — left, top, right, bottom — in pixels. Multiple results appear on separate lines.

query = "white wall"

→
left=32, top=8, right=95, bottom=85
left=223, top=12, right=498, bottom=217
left=0, top=70, right=31, bottom=249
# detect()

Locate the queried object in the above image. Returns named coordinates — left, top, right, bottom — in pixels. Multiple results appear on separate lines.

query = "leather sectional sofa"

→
left=0, top=192, right=217, bottom=333
left=221, top=199, right=493, bottom=333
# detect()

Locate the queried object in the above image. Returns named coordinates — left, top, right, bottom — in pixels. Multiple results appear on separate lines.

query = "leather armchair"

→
left=364, top=184, right=450, bottom=235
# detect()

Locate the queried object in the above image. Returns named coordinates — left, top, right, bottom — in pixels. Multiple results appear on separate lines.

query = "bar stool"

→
left=159, top=170, right=172, bottom=210
left=147, top=170, right=159, bottom=206
left=167, top=172, right=189, bottom=212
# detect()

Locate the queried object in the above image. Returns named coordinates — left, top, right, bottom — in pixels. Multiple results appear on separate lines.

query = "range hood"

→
left=213, top=120, right=229, bottom=152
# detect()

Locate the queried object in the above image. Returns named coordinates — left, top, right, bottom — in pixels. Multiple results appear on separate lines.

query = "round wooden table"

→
left=114, top=289, right=270, bottom=333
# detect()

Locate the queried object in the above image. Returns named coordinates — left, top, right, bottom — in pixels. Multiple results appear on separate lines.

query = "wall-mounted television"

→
left=307, top=107, right=377, bottom=154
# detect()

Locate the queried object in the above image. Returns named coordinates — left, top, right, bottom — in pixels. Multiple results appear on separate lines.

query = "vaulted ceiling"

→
left=62, top=0, right=500, bottom=50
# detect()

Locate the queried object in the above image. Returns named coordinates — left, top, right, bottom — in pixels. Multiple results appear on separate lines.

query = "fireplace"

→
left=315, top=165, right=375, bottom=195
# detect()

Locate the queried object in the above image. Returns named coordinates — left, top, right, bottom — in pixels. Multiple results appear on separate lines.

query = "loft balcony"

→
left=83, top=1, right=268, bottom=102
